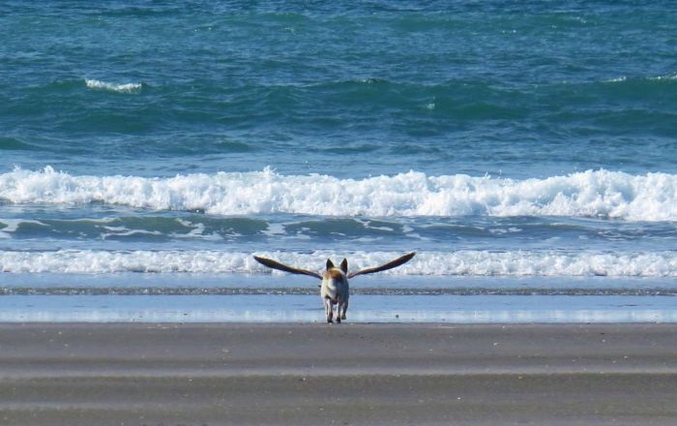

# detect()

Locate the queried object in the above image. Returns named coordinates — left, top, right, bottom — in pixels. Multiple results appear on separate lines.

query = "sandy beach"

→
left=0, top=323, right=675, bottom=425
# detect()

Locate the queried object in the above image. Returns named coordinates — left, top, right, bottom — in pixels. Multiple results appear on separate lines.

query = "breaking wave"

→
left=1, top=167, right=676, bottom=221
left=1, top=250, right=675, bottom=277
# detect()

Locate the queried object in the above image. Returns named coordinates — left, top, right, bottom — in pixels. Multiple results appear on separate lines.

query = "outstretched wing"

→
left=347, top=252, right=416, bottom=279
left=253, top=256, right=322, bottom=279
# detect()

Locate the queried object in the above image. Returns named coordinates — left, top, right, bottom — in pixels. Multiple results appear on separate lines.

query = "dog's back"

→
left=321, top=268, right=348, bottom=302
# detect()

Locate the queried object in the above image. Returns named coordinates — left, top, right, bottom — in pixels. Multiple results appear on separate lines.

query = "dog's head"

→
left=326, top=258, right=348, bottom=274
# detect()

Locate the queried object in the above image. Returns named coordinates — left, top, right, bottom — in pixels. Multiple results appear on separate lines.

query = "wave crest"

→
left=85, top=79, right=143, bottom=93
left=1, top=250, right=675, bottom=277
left=1, top=167, right=676, bottom=221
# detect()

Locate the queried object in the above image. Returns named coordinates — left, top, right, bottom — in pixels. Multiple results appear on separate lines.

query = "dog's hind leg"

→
left=340, top=299, right=348, bottom=321
left=324, top=297, right=334, bottom=323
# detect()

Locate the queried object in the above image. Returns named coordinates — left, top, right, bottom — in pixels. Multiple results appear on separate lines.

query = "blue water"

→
left=1, top=1, right=676, bottom=322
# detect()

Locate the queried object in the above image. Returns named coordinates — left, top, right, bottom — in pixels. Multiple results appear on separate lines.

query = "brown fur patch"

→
left=326, top=269, right=344, bottom=281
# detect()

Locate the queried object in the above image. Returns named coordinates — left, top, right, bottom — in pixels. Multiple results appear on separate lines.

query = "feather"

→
left=347, top=252, right=415, bottom=278
left=253, top=256, right=322, bottom=279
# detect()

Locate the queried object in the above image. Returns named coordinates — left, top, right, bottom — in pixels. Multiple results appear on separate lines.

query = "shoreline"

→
left=2, top=293, right=676, bottom=323
left=1, top=322, right=676, bottom=425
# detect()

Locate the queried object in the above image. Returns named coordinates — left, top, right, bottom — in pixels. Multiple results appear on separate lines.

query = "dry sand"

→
left=1, top=322, right=676, bottom=425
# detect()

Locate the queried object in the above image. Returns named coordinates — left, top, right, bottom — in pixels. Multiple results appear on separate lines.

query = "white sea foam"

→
left=85, top=79, right=142, bottom=93
left=0, top=249, right=675, bottom=277
left=650, top=73, right=677, bottom=81
left=1, top=167, right=676, bottom=221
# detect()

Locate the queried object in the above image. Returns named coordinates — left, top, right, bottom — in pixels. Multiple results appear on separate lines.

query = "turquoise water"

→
left=1, top=1, right=676, bottom=322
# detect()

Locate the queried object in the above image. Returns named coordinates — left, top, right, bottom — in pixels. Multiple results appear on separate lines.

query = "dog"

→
left=253, top=252, right=415, bottom=323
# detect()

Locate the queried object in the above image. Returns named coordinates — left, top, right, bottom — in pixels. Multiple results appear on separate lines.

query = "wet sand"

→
left=1, top=323, right=676, bottom=425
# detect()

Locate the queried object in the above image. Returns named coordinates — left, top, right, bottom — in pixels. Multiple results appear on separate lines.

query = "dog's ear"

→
left=340, top=258, right=348, bottom=273
left=326, top=259, right=335, bottom=270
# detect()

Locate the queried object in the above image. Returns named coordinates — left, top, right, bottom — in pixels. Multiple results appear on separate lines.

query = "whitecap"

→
left=649, top=73, right=677, bottom=81
left=85, top=78, right=142, bottom=93
left=1, top=167, right=676, bottom=221
left=0, top=249, right=675, bottom=277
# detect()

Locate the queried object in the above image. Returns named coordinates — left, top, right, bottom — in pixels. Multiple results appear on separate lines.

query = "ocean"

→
left=1, top=0, right=676, bottom=322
